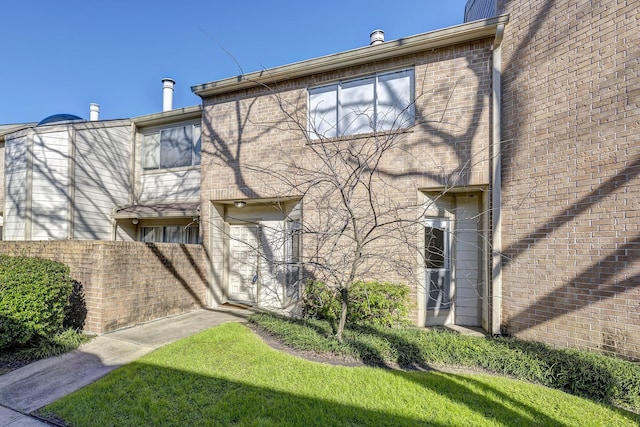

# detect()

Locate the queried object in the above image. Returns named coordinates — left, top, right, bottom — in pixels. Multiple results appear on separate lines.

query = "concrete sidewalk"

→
left=0, top=307, right=251, bottom=426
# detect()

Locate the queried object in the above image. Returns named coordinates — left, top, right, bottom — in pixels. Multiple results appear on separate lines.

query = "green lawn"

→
left=41, top=322, right=639, bottom=426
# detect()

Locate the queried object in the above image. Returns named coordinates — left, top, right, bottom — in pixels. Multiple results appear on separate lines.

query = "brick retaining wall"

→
left=0, top=241, right=209, bottom=334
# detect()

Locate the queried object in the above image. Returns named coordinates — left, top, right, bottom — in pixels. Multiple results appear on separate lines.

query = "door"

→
left=425, top=218, right=452, bottom=325
left=229, top=224, right=260, bottom=303
left=228, top=221, right=291, bottom=308
left=258, top=220, right=285, bottom=307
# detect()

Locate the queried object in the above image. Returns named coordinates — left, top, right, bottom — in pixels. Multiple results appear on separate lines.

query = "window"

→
left=285, top=219, right=302, bottom=299
left=143, top=124, right=201, bottom=170
left=425, top=220, right=449, bottom=269
left=285, top=219, right=301, bottom=264
left=141, top=225, right=200, bottom=244
left=308, top=68, right=414, bottom=139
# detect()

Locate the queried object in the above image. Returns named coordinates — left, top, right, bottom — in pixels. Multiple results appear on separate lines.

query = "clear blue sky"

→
left=1, top=0, right=470, bottom=124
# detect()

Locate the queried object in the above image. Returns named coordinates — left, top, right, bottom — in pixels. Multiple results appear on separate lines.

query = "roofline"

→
left=0, top=123, right=37, bottom=139
left=191, top=14, right=509, bottom=98
left=0, top=119, right=131, bottom=139
left=132, top=105, right=202, bottom=128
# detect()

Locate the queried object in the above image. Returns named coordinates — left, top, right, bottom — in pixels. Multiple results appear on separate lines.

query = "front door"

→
left=229, top=224, right=260, bottom=303
left=228, top=221, right=291, bottom=308
left=425, top=218, right=452, bottom=325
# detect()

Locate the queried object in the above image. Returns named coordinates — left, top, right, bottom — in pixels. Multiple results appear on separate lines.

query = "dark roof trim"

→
left=191, top=15, right=509, bottom=98
left=132, top=105, right=202, bottom=128
left=112, top=202, right=200, bottom=219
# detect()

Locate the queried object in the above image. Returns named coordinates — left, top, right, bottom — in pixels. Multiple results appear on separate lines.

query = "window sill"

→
left=307, top=127, right=414, bottom=145
left=142, top=165, right=201, bottom=175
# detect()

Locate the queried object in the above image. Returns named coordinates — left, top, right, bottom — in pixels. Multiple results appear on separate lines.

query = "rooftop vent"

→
left=370, top=29, right=384, bottom=45
left=162, top=78, right=175, bottom=112
left=89, top=103, right=100, bottom=121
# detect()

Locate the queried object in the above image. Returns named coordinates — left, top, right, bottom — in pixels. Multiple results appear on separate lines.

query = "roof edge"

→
left=192, top=14, right=509, bottom=98
left=132, top=105, right=202, bottom=128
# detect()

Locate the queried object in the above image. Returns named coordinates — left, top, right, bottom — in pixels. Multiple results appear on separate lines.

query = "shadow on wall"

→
left=144, top=242, right=206, bottom=307
left=498, top=0, right=640, bottom=358
left=64, top=280, right=88, bottom=330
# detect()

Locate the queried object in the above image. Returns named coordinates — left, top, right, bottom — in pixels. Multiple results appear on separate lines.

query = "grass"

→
left=250, top=313, right=640, bottom=413
left=40, top=322, right=639, bottom=426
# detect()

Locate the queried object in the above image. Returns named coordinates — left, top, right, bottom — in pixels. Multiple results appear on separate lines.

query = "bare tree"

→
left=201, top=55, right=492, bottom=341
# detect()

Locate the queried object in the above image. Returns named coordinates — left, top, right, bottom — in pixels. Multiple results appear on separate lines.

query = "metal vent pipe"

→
left=162, top=78, right=176, bottom=112
left=370, top=29, right=384, bottom=45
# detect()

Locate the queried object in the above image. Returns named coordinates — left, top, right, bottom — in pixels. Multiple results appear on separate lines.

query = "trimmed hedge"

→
left=302, top=280, right=411, bottom=327
left=0, top=255, right=73, bottom=350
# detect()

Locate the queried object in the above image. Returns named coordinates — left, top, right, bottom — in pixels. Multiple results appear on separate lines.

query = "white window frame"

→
left=142, top=123, right=202, bottom=171
left=140, top=225, right=200, bottom=244
left=308, top=68, right=415, bottom=140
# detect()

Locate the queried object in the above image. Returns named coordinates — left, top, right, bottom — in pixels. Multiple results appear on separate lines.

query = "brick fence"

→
left=0, top=241, right=209, bottom=334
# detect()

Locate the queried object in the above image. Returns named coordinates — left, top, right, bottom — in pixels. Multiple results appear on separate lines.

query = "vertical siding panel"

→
left=4, top=135, right=27, bottom=240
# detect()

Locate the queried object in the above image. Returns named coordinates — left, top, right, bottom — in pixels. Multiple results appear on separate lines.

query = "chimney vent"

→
left=370, top=29, right=384, bottom=45
left=89, top=103, right=100, bottom=121
left=162, top=78, right=175, bottom=112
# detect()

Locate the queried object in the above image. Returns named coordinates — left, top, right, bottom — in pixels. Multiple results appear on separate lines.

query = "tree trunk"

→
left=336, top=288, right=349, bottom=341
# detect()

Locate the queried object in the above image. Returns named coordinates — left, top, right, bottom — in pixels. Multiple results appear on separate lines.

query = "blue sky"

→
left=1, top=1, right=470, bottom=124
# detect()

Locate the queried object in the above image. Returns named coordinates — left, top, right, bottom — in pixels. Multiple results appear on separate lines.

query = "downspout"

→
left=491, top=23, right=505, bottom=335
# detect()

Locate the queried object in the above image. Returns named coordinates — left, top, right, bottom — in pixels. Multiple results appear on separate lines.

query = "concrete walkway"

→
left=0, top=308, right=251, bottom=426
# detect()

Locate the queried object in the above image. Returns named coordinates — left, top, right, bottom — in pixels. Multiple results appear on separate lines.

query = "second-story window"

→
left=308, top=68, right=414, bottom=140
left=143, top=124, right=201, bottom=170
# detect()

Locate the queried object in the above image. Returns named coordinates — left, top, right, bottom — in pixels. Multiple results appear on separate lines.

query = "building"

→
left=1, top=0, right=637, bottom=358
left=191, top=17, right=507, bottom=328
left=485, top=0, right=638, bottom=359
left=0, top=79, right=203, bottom=245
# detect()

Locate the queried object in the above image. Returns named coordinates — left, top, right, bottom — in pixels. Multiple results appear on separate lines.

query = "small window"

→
left=140, top=225, right=200, bottom=244
left=425, top=219, right=449, bottom=269
left=285, top=220, right=301, bottom=264
left=143, top=124, right=201, bottom=170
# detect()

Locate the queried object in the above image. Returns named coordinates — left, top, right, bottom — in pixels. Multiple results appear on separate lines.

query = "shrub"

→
left=301, top=280, right=340, bottom=322
left=301, top=280, right=411, bottom=327
left=251, top=312, right=640, bottom=412
left=0, top=255, right=73, bottom=350
left=349, top=281, right=410, bottom=327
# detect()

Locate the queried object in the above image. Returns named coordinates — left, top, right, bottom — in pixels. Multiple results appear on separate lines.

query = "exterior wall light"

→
left=234, top=201, right=247, bottom=208
left=132, top=218, right=139, bottom=225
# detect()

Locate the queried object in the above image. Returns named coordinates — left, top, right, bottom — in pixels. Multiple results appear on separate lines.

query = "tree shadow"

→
left=144, top=242, right=206, bottom=307
left=40, top=323, right=638, bottom=426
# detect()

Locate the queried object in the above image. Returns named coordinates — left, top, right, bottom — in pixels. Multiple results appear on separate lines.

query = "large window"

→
left=141, top=225, right=200, bottom=244
left=308, top=68, right=414, bottom=140
left=143, top=124, right=201, bottom=170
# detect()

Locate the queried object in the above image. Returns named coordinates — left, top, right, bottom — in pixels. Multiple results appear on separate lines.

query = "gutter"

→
left=191, top=15, right=510, bottom=98
left=491, top=22, right=506, bottom=335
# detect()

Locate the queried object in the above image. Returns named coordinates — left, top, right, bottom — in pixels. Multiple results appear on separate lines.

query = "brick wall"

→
left=0, top=241, right=209, bottom=334
left=498, top=0, right=640, bottom=359
left=200, top=40, right=494, bottom=324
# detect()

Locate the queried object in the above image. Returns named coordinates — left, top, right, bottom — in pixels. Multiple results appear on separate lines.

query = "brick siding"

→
left=0, top=241, right=208, bottom=334
left=200, top=41, right=494, bottom=324
left=498, top=0, right=640, bottom=359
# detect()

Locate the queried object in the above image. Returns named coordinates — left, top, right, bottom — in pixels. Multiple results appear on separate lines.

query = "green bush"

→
left=0, top=255, right=73, bottom=350
left=349, top=281, right=410, bottom=327
left=301, top=280, right=411, bottom=327
left=301, top=280, right=340, bottom=322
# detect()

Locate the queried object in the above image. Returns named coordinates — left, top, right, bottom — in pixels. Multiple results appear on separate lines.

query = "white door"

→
left=258, top=220, right=285, bottom=308
left=229, top=224, right=260, bottom=303
left=228, top=221, right=289, bottom=308
left=425, top=218, right=452, bottom=325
